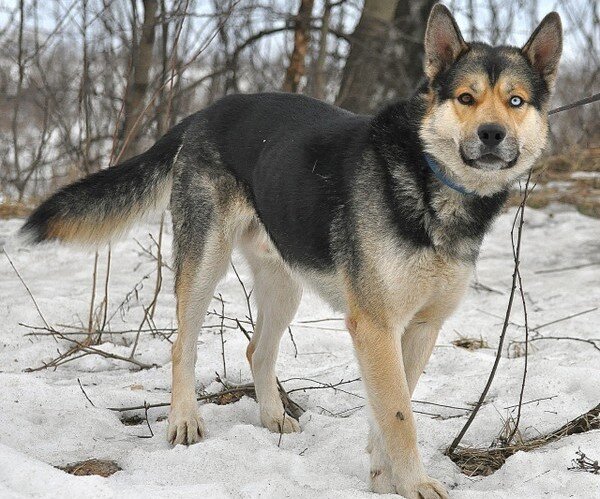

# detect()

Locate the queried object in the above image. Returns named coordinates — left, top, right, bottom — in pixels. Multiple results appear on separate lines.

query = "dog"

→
left=20, top=4, right=562, bottom=497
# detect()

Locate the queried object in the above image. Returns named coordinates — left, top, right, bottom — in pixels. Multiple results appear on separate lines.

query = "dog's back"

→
left=198, top=93, right=369, bottom=269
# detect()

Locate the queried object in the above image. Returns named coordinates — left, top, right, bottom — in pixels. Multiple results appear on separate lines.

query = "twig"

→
left=568, top=449, right=599, bottom=475
left=277, top=411, right=286, bottom=447
left=22, top=323, right=177, bottom=336
left=3, top=250, right=51, bottom=329
left=138, top=401, right=154, bottom=439
left=471, top=280, right=504, bottom=295
left=88, top=251, right=99, bottom=333
left=108, top=385, right=256, bottom=412
left=507, top=179, right=531, bottom=444
left=297, top=317, right=344, bottom=324
left=231, top=260, right=254, bottom=326
left=450, top=403, right=600, bottom=476
left=504, top=395, right=558, bottom=410
left=447, top=172, right=532, bottom=456
left=531, top=307, right=598, bottom=332
left=77, top=378, right=95, bottom=407
left=218, top=293, right=227, bottom=379
left=98, top=247, right=111, bottom=336
left=148, top=216, right=165, bottom=320
left=518, top=335, right=600, bottom=353
left=288, top=327, right=298, bottom=358
left=534, top=261, right=600, bottom=274
left=285, top=377, right=362, bottom=399
left=23, top=325, right=157, bottom=372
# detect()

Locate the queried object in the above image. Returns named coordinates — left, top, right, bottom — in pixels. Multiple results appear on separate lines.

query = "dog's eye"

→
left=509, top=96, right=524, bottom=107
left=457, top=93, right=475, bottom=105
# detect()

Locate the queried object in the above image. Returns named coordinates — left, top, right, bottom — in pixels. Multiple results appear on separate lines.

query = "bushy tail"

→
left=21, top=122, right=187, bottom=246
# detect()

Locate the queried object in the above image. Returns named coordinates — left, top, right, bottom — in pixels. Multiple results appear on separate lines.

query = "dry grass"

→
left=508, top=149, right=600, bottom=218
left=448, top=403, right=600, bottom=476
left=0, top=201, right=31, bottom=219
left=57, top=459, right=121, bottom=477
left=452, top=333, right=489, bottom=351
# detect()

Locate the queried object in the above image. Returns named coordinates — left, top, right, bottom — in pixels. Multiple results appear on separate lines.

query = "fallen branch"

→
left=450, top=403, right=600, bottom=476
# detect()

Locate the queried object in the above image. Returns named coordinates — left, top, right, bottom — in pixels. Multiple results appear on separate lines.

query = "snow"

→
left=0, top=204, right=599, bottom=498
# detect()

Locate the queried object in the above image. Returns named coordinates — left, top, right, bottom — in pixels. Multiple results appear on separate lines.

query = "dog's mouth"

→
left=460, top=150, right=518, bottom=171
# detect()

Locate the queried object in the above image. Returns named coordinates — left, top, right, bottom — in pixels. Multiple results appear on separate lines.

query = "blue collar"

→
left=424, top=153, right=473, bottom=195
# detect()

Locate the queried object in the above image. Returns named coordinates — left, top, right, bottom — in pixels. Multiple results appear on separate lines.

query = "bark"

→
left=336, top=0, right=435, bottom=114
left=282, top=0, right=315, bottom=93
left=309, top=0, right=332, bottom=100
left=155, top=0, right=170, bottom=139
left=336, top=0, right=398, bottom=113
left=390, top=0, right=436, bottom=97
left=122, top=0, right=158, bottom=159
left=11, top=0, right=25, bottom=199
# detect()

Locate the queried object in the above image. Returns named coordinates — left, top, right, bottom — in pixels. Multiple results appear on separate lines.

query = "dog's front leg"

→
left=348, top=311, right=448, bottom=499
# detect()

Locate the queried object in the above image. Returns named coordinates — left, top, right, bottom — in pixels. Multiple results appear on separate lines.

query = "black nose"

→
left=477, top=123, right=506, bottom=147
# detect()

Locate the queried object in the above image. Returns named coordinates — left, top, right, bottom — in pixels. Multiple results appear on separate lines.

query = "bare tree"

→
left=121, top=0, right=159, bottom=159
left=282, top=0, right=315, bottom=93
left=336, top=0, right=399, bottom=113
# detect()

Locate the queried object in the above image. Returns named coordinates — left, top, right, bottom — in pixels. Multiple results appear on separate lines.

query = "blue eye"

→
left=510, top=96, right=524, bottom=107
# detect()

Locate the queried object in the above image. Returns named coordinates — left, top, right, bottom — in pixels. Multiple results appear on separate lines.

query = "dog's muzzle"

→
left=460, top=128, right=519, bottom=171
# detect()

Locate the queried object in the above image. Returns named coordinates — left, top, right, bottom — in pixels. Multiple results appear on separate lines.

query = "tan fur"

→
left=420, top=87, right=547, bottom=195
left=169, top=232, right=233, bottom=446
left=245, top=341, right=255, bottom=368
left=47, top=177, right=173, bottom=246
left=345, top=286, right=451, bottom=498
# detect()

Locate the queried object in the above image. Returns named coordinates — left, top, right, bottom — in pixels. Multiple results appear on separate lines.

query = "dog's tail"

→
left=20, top=120, right=188, bottom=247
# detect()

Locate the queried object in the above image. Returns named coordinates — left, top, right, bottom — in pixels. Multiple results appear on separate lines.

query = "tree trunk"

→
left=155, top=0, right=169, bottom=139
left=282, top=0, right=315, bottom=93
left=336, top=0, right=398, bottom=113
left=121, top=0, right=158, bottom=159
left=390, top=0, right=436, bottom=98
left=308, top=0, right=332, bottom=100
left=337, top=0, right=435, bottom=114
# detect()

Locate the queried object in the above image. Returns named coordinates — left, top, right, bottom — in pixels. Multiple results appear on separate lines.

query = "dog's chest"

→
left=373, top=240, right=473, bottom=307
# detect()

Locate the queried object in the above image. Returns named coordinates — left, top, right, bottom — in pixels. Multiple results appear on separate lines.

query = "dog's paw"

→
left=167, top=408, right=205, bottom=446
left=261, top=411, right=301, bottom=434
left=413, top=479, right=449, bottom=499
left=391, top=476, right=449, bottom=499
left=370, top=467, right=395, bottom=494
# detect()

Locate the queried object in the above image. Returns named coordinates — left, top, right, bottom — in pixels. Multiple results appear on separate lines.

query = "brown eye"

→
left=458, top=93, right=475, bottom=105
left=509, top=95, right=524, bottom=107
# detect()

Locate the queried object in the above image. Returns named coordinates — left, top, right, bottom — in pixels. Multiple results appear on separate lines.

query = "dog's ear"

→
left=424, top=4, right=468, bottom=80
left=522, top=12, right=562, bottom=84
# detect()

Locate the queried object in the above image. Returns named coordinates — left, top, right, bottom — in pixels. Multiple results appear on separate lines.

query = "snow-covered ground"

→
left=0, top=204, right=599, bottom=499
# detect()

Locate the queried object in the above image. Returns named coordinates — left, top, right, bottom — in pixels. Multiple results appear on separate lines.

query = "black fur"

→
left=199, top=93, right=371, bottom=270
left=190, top=92, right=506, bottom=270
left=22, top=90, right=510, bottom=269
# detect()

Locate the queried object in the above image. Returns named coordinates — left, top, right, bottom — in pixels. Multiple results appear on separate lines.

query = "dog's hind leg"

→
left=242, top=241, right=302, bottom=433
left=168, top=223, right=232, bottom=445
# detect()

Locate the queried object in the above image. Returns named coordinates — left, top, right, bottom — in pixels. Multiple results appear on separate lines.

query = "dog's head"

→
left=419, top=4, right=562, bottom=195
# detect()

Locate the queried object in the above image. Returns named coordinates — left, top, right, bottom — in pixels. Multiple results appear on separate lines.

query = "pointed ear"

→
left=522, top=12, right=562, bottom=84
left=424, top=4, right=468, bottom=80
